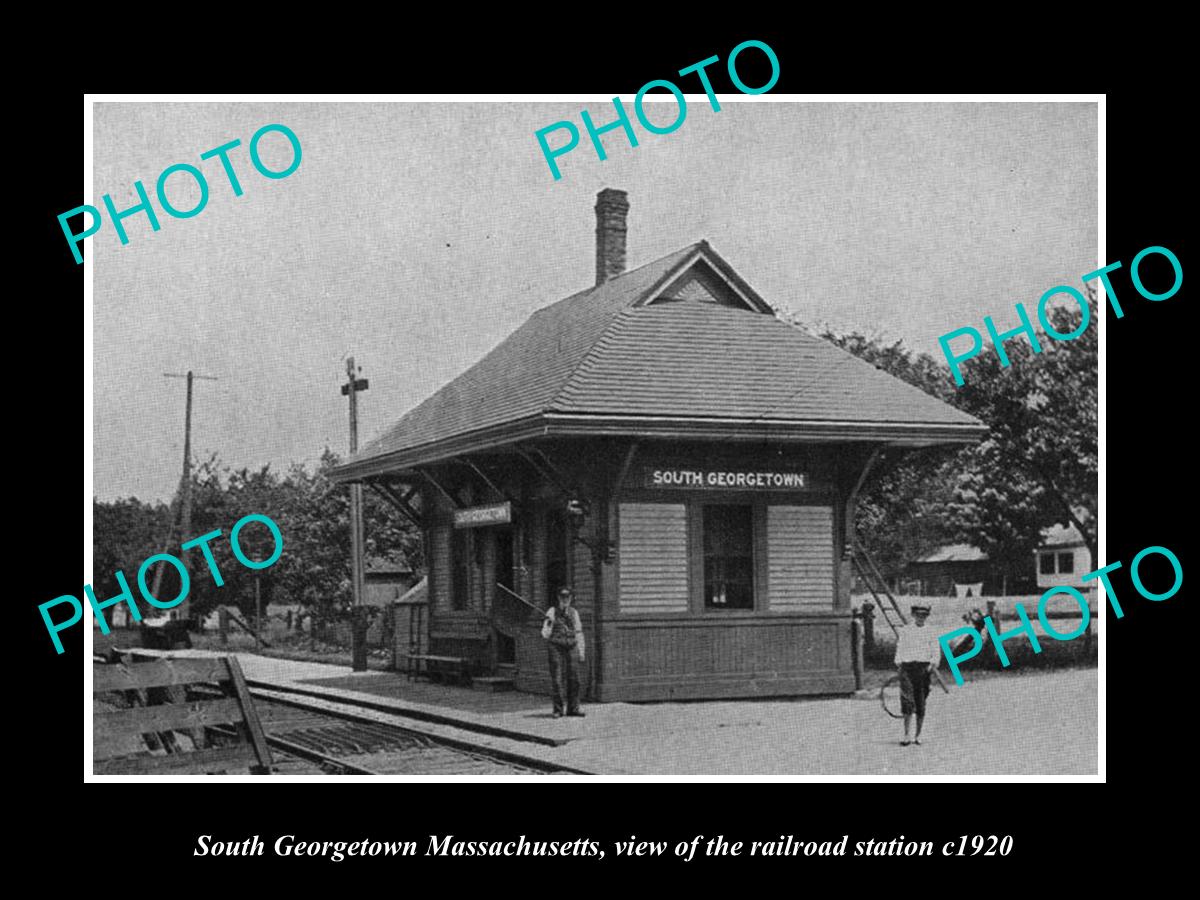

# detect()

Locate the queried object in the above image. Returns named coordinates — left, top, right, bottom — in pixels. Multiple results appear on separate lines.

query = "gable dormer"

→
left=640, top=242, right=775, bottom=315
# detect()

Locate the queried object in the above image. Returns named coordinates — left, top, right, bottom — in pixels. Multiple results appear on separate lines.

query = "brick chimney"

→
left=594, top=188, right=629, bottom=286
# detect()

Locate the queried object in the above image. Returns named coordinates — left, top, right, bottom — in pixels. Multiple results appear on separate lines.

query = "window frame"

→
left=698, top=501, right=758, bottom=612
left=1056, top=551, right=1075, bottom=574
left=1039, top=552, right=1056, bottom=576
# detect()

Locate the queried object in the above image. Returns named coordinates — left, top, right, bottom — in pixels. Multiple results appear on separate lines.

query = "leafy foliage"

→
left=953, top=290, right=1098, bottom=564
left=92, top=449, right=423, bottom=622
left=92, top=497, right=173, bottom=603
left=816, top=288, right=1097, bottom=579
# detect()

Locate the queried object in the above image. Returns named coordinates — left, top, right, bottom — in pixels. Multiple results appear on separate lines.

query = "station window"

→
left=1057, top=552, right=1074, bottom=574
left=451, top=529, right=472, bottom=610
left=1039, top=553, right=1055, bottom=575
left=703, top=504, right=754, bottom=609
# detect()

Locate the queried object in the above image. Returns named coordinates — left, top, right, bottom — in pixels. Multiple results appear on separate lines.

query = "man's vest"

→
left=548, top=607, right=577, bottom=649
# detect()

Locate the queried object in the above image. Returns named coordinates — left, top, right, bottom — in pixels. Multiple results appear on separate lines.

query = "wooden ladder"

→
left=851, top=543, right=907, bottom=637
left=852, top=544, right=950, bottom=693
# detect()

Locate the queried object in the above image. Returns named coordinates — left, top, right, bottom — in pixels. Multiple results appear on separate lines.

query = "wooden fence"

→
left=93, top=653, right=273, bottom=775
left=854, top=594, right=1098, bottom=671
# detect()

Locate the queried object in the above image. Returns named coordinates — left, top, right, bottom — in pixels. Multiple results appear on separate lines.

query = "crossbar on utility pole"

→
left=343, top=357, right=369, bottom=672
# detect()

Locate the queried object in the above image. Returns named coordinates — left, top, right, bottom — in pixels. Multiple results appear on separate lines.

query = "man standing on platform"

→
left=894, top=603, right=942, bottom=746
left=542, top=586, right=585, bottom=719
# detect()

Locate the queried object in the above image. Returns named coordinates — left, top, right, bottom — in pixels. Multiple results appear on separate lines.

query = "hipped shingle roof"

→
left=330, top=243, right=984, bottom=481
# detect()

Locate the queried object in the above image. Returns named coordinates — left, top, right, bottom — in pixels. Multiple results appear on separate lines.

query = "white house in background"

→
left=1036, top=523, right=1093, bottom=590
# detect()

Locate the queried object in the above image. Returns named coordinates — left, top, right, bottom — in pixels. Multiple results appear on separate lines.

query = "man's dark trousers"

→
left=547, top=644, right=580, bottom=715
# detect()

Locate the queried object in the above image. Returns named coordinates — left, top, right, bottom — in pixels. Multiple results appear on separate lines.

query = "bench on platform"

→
left=400, top=653, right=471, bottom=685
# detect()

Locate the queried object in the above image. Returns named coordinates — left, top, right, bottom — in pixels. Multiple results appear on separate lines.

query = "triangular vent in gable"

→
left=647, top=256, right=760, bottom=312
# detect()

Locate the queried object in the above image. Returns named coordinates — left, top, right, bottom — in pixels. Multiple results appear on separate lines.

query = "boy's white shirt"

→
left=893, top=621, right=942, bottom=667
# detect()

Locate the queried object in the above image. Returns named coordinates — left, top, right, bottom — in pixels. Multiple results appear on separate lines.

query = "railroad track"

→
left=236, top=688, right=587, bottom=775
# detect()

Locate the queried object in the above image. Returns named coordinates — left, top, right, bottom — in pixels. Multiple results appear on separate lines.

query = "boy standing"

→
left=893, top=604, right=942, bottom=746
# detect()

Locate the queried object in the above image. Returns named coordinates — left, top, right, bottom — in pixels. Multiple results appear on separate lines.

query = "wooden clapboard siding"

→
left=767, top=505, right=835, bottom=609
left=530, top=506, right=548, bottom=608
left=519, top=614, right=855, bottom=701
left=430, top=525, right=452, bottom=613
left=614, top=617, right=841, bottom=676
left=618, top=502, right=689, bottom=614
left=571, top=533, right=594, bottom=614
left=595, top=615, right=854, bottom=701
left=479, top=528, right=496, bottom=613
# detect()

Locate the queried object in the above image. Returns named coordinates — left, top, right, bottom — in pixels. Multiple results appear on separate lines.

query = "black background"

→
left=20, top=25, right=1189, bottom=886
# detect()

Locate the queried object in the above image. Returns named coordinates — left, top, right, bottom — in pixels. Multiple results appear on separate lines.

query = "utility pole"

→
left=342, top=357, right=369, bottom=671
left=156, top=370, right=218, bottom=622
left=255, top=572, right=262, bottom=651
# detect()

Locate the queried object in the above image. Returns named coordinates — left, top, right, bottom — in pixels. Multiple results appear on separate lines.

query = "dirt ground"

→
left=233, top=653, right=1099, bottom=776
left=498, top=667, right=1098, bottom=776
left=189, top=631, right=392, bottom=670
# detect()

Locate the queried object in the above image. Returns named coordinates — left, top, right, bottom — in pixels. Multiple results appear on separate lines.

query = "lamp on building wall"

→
left=565, top=497, right=614, bottom=564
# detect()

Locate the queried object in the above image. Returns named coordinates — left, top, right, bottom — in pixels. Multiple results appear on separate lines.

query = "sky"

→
left=91, top=100, right=1097, bottom=503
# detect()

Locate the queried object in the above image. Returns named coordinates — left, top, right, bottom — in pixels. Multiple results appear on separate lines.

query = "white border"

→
left=83, top=92, right=1105, bottom=784
left=84, top=95, right=95, bottom=781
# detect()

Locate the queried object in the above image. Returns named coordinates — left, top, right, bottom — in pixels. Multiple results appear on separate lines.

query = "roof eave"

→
left=327, top=415, right=547, bottom=482
left=541, top=413, right=988, bottom=445
left=330, top=413, right=987, bottom=481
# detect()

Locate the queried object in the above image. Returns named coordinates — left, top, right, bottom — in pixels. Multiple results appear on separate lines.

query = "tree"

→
left=813, top=291, right=1098, bottom=586
left=92, top=449, right=425, bottom=630
left=943, top=447, right=1047, bottom=586
left=818, top=331, right=965, bottom=577
left=92, top=497, right=172, bottom=614
left=953, top=290, right=1098, bottom=567
left=276, top=449, right=353, bottom=631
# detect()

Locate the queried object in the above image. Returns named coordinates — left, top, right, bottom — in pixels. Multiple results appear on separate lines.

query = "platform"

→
left=112, top=649, right=1098, bottom=776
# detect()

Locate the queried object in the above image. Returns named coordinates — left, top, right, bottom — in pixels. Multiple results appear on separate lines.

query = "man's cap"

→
left=557, top=587, right=573, bottom=597
left=910, top=604, right=932, bottom=614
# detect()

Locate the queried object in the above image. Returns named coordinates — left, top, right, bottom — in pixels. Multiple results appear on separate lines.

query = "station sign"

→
left=453, top=501, right=513, bottom=529
left=642, top=467, right=807, bottom=490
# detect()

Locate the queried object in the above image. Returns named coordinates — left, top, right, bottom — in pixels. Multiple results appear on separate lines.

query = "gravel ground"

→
left=255, top=699, right=550, bottom=775
left=229, top=652, right=1098, bottom=776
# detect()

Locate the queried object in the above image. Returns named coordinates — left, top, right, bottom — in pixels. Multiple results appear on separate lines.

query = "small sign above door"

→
left=453, top=501, right=513, bottom=529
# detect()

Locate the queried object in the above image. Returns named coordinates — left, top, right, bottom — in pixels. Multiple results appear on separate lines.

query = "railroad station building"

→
left=329, top=189, right=986, bottom=701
